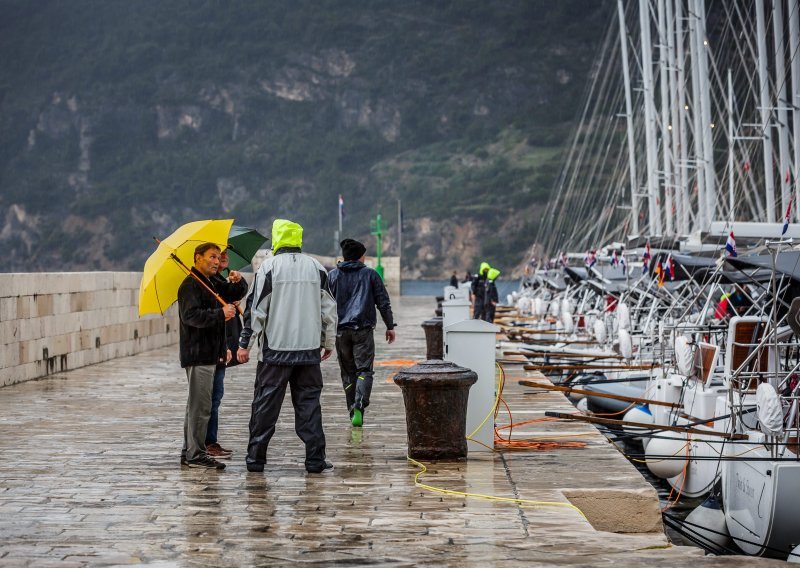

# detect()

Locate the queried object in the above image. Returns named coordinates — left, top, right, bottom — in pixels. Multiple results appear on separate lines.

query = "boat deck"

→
left=0, top=297, right=783, bottom=566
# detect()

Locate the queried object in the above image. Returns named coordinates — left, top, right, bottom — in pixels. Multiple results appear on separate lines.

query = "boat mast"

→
left=790, top=0, right=800, bottom=220
left=688, top=0, right=707, bottom=230
left=618, top=0, right=641, bottom=235
left=666, top=0, right=683, bottom=234
left=675, top=0, right=691, bottom=233
left=694, top=0, right=716, bottom=226
left=773, top=0, right=792, bottom=216
left=639, top=0, right=663, bottom=234
left=728, top=68, right=736, bottom=221
left=658, top=0, right=674, bottom=234
left=757, top=0, right=777, bottom=221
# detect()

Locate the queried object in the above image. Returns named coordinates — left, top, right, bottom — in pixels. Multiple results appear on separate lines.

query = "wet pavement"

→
left=0, top=297, right=784, bottom=566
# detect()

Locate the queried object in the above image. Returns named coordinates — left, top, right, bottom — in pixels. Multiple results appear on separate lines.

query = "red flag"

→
left=743, top=161, right=751, bottom=173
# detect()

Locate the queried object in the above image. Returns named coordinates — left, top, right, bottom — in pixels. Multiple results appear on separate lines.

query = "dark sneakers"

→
left=184, top=456, right=226, bottom=470
left=308, top=461, right=334, bottom=474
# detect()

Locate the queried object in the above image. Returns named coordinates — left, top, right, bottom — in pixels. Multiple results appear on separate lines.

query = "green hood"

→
left=487, top=268, right=500, bottom=281
left=272, top=219, right=303, bottom=251
left=479, top=262, right=491, bottom=276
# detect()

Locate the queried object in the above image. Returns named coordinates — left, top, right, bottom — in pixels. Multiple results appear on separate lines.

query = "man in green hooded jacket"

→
left=470, top=262, right=491, bottom=320
left=238, top=219, right=338, bottom=474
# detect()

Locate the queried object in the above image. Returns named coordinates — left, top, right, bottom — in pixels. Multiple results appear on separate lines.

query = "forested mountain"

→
left=0, top=0, right=611, bottom=276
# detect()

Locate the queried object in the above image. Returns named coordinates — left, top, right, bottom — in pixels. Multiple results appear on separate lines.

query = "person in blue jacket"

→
left=328, top=239, right=396, bottom=427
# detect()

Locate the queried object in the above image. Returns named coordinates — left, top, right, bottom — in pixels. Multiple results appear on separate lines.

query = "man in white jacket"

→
left=237, top=219, right=338, bottom=474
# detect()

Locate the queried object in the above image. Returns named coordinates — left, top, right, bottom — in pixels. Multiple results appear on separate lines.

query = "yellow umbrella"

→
left=138, top=219, right=234, bottom=317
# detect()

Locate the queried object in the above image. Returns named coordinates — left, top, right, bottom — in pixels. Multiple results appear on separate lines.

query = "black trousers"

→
left=247, top=362, right=327, bottom=472
left=335, top=327, right=375, bottom=413
left=482, top=304, right=496, bottom=323
left=473, top=300, right=485, bottom=320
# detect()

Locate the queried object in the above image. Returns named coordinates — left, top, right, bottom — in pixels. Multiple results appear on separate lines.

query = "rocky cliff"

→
left=0, top=1, right=611, bottom=276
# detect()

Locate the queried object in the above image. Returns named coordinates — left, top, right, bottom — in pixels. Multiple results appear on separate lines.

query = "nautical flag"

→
left=666, top=255, right=675, bottom=280
left=783, top=197, right=792, bottom=235
left=642, top=242, right=651, bottom=274
left=743, top=161, right=751, bottom=173
left=611, top=250, right=619, bottom=267
left=725, top=231, right=737, bottom=257
left=559, top=251, right=568, bottom=267
left=784, top=169, right=795, bottom=235
left=654, top=259, right=665, bottom=287
left=585, top=250, right=597, bottom=268
left=339, top=194, right=345, bottom=218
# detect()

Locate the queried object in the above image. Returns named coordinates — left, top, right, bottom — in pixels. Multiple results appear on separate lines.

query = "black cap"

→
left=340, top=238, right=367, bottom=261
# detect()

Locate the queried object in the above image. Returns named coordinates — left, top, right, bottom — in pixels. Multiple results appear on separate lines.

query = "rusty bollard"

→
left=434, top=295, right=444, bottom=317
left=393, top=360, right=477, bottom=460
left=420, top=317, right=443, bottom=360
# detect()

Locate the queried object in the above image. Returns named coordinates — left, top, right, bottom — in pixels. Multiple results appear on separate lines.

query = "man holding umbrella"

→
left=178, top=243, right=238, bottom=470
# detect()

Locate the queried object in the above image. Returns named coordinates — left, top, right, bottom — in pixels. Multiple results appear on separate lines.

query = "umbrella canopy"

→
left=138, top=219, right=234, bottom=317
left=223, top=225, right=269, bottom=273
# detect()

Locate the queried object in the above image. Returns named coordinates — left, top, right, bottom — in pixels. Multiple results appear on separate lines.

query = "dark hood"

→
left=338, top=260, right=366, bottom=272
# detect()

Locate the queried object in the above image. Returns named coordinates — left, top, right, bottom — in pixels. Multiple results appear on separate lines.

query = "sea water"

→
left=401, top=279, right=521, bottom=298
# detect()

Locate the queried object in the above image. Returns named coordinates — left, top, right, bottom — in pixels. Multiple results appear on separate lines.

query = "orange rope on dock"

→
left=492, top=363, right=588, bottom=451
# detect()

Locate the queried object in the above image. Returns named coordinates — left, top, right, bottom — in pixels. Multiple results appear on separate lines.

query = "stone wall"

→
left=0, top=272, right=178, bottom=387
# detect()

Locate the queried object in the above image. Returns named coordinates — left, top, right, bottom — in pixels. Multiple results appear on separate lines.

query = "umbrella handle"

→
left=166, top=250, right=235, bottom=321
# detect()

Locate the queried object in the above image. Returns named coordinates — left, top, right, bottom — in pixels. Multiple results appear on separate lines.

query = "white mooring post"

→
left=443, top=285, right=469, bottom=301
left=442, top=297, right=471, bottom=351
left=444, top=318, right=500, bottom=453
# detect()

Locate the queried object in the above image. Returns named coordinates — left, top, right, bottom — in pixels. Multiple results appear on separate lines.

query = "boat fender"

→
left=561, top=311, right=574, bottom=334
left=617, top=302, right=631, bottom=330
left=645, top=431, right=688, bottom=479
left=756, top=383, right=784, bottom=437
left=674, top=336, right=695, bottom=376
left=684, top=495, right=731, bottom=550
left=575, top=397, right=589, bottom=413
left=593, top=319, right=607, bottom=345
left=618, top=329, right=632, bottom=359
left=549, top=300, right=560, bottom=317
left=622, top=405, right=653, bottom=442
left=561, top=298, right=574, bottom=315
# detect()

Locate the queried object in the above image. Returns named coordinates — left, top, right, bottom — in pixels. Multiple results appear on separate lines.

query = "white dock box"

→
left=444, top=318, right=500, bottom=452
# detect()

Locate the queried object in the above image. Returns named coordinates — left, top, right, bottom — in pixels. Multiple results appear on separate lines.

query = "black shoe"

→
left=308, top=461, right=334, bottom=474
left=185, top=456, right=226, bottom=470
left=246, top=462, right=264, bottom=473
left=180, top=456, right=189, bottom=466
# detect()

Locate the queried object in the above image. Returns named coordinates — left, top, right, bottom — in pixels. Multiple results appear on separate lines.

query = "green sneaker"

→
left=351, top=408, right=363, bottom=427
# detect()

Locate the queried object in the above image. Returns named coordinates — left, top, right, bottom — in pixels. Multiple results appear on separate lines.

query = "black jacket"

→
left=328, top=261, right=395, bottom=331
left=210, top=273, right=249, bottom=367
left=486, top=280, right=498, bottom=304
left=177, top=268, right=246, bottom=368
left=470, top=275, right=487, bottom=306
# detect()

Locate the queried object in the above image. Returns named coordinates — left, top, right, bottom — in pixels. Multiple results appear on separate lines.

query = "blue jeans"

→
left=205, top=365, right=226, bottom=445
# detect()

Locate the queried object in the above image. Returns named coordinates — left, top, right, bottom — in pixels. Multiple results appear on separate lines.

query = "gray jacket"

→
left=240, top=247, right=338, bottom=365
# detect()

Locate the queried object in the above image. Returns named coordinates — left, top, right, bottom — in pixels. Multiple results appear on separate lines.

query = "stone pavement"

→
left=0, top=297, right=783, bottom=566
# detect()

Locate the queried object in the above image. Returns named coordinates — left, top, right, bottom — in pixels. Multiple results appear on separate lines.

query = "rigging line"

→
left=537, top=7, right=620, bottom=251
left=555, top=54, right=623, bottom=248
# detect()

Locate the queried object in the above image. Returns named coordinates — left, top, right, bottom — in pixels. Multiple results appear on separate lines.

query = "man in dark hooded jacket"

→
left=328, top=239, right=396, bottom=427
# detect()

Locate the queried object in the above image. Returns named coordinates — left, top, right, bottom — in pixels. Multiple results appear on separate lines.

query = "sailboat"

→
left=514, top=0, right=800, bottom=559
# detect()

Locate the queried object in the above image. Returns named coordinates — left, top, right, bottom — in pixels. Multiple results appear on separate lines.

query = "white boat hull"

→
left=722, top=444, right=800, bottom=558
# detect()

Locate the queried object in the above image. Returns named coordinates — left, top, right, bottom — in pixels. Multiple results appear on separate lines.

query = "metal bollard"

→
left=393, top=360, right=477, bottom=460
left=420, top=317, right=443, bottom=359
